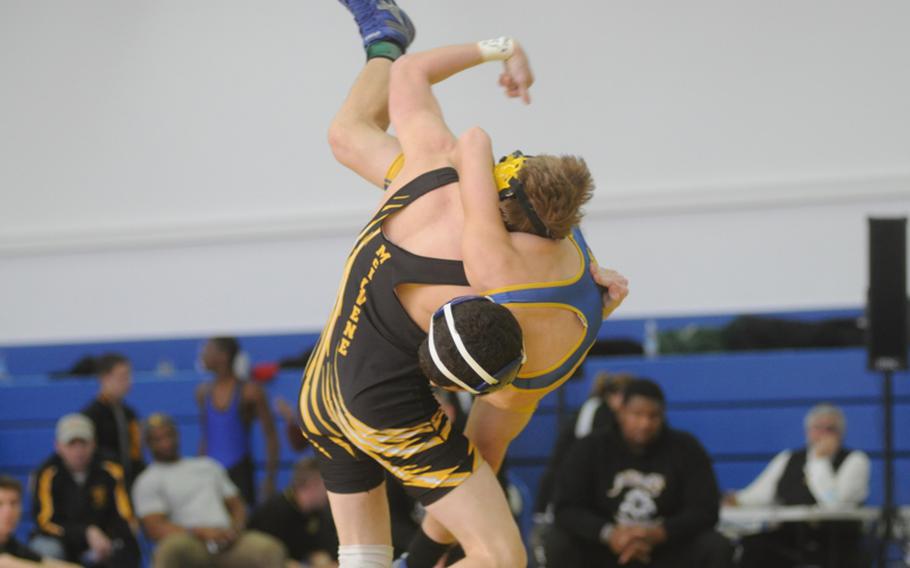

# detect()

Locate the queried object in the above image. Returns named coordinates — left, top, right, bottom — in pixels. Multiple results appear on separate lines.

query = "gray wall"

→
left=2, top=0, right=909, bottom=343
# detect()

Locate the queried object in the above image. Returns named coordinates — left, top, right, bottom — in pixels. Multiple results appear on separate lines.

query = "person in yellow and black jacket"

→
left=29, top=414, right=140, bottom=568
left=81, top=354, right=145, bottom=490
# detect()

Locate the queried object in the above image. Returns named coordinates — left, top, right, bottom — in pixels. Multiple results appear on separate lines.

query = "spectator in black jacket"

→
left=1, top=475, right=79, bottom=568
left=82, top=354, right=145, bottom=489
left=29, top=414, right=139, bottom=568
left=248, top=458, right=338, bottom=567
left=535, top=372, right=634, bottom=516
left=1, top=475, right=41, bottom=566
left=549, top=379, right=732, bottom=568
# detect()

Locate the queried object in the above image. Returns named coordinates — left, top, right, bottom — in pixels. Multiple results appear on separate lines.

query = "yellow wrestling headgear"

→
left=493, top=150, right=552, bottom=239
left=493, top=151, right=529, bottom=195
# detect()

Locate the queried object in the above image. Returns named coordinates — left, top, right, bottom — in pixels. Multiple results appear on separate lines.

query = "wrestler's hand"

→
left=500, top=42, right=534, bottom=104
left=591, top=261, right=629, bottom=319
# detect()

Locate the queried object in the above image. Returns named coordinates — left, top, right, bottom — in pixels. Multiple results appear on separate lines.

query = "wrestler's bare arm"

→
left=332, top=38, right=531, bottom=190
left=388, top=40, right=531, bottom=171
left=328, top=59, right=402, bottom=190
left=453, top=126, right=527, bottom=286
left=388, top=44, right=485, bottom=169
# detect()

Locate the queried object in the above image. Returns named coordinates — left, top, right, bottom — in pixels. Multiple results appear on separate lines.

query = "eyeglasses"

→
left=429, top=296, right=526, bottom=394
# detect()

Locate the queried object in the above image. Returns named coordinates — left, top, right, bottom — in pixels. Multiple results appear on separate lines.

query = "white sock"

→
left=338, top=544, right=395, bottom=568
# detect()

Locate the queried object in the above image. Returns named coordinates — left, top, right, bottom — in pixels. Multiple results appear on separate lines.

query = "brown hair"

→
left=501, top=154, right=594, bottom=239
left=96, top=353, right=129, bottom=377
left=291, top=458, right=322, bottom=489
left=0, top=475, right=22, bottom=497
left=590, top=372, right=635, bottom=400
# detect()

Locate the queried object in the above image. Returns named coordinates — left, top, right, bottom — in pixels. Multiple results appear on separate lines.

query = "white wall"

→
left=1, top=0, right=909, bottom=344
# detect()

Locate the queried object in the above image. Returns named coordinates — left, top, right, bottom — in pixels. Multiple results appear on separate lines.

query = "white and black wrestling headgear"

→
left=426, top=295, right=526, bottom=395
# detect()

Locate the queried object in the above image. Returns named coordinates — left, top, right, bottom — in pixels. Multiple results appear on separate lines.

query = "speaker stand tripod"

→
left=876, top=367, right=904, bottom=568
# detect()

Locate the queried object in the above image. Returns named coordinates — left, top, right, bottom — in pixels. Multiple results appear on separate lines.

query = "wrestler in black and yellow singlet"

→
left=298, top=168, right=480, bottom=506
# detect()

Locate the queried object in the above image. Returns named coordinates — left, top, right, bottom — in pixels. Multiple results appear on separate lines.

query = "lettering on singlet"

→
left=337, top=243, right=393, bottom=357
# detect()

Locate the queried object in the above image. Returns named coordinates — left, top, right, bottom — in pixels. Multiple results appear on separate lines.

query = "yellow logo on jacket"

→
left=91, top=485, right=108, bottom=508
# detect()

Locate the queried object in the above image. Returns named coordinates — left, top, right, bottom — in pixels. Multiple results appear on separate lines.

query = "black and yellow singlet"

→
left=298, top=168, right=480, bottom=505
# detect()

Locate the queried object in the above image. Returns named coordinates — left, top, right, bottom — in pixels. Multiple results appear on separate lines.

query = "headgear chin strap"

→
left=427, top=296, right=526, bottom=395
left=493, top=150, right=552, bottom=239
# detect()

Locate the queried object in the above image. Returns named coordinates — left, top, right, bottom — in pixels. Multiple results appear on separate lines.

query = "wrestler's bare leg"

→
left=424, top=462, right=526, bottom=568
left=420, top=390, right=538, bottom=547
left=328, top=57, right=402, bottom=189
left=328, top=483, right=392, bottom=546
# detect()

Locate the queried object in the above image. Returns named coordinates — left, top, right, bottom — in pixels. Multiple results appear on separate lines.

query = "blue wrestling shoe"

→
left=339, top=0, right=416, bottom=50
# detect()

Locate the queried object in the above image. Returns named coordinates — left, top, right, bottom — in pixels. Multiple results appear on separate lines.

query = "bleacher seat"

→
left=507, top=347, right=910, bottom=522
left=2, top=322, right=906, bottom=549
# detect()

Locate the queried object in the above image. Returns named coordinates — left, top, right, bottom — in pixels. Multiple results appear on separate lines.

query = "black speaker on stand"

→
left=867, top=217, right=908, bottom=567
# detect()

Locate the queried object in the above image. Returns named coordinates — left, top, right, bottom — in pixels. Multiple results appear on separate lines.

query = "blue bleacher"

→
left=0, top=369, right=310, bottom=544
left=0, top=308, right=860, bottom=377
left=0, top=333, right=319, bottom=376
left=2, top=313, right=907, bottom=551
left=508, top=348, right=910, bottom=512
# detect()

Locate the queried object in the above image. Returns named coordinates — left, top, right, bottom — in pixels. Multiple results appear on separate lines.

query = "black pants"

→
left=98, top=535, right=142, bottom=568
left=545, top=524, right=733, bottom=568
left=738, top=522, right=868, bottom=568
left=228, top=454, right=256, bottom=506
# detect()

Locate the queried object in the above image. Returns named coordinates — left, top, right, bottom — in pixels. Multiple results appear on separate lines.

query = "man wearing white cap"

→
left=29, top=414, right=140, bottom=568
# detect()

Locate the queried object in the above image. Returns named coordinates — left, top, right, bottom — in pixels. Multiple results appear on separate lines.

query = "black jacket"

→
left=0, top=535, right=42, bottom=562
left=554, top=426, right=720, bottom=547
left=31, top=453, right=136, bottom=560
left=536, top=401, right=617, bottom=513
left=249, top=490, right=338, bottom=562
left=82, top=397, right=145, bottom=487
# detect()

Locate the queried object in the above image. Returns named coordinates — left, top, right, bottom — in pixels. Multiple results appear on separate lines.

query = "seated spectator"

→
left=1, top=475, right=40, bottom=565
left=725, top=403, right=871, bottom=568
left=196, top=337, right=278, bottom=506
left=1, top=475, right=79, bottom=568
left=133, top=413, right=284, bottom=568
left=249, top=458, right=337, bottom=567
left=549, top=378, right=732, bottom=568
left=29, top=414, right=140, bottom=568
left=273, top=397, right=419, bottom=558
left=535, top=372, right=634, bottom=516
left=82, top=354, right=145, bottom=489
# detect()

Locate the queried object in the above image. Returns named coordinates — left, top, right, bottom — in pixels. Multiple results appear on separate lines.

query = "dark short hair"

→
left=0, top=475, right=23, bottom=497
left=210, top=337, right=240, bottom=364
left=622, top=378, right=665, bottom=406
left=291, top=458, right=322, bottom=489
left=418, top=299, right=523, bottom=393
left=97, top=353, right=130, bottom=377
